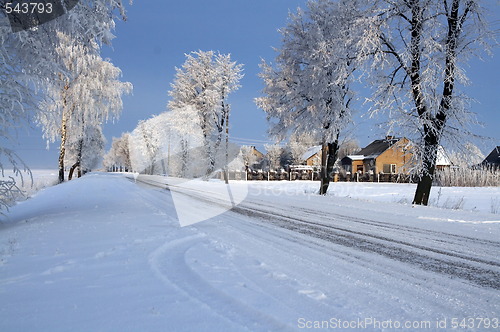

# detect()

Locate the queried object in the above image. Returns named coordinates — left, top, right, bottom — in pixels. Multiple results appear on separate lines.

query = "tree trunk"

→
left=161, top=159, right=166, bottom=175
left=413, top=173, right=432, bottom=206
left=412, top=0, right=460, bottom=205
left=412, top=145, right=437, bottom=205
left=319, top=141, right=339, bottom=195
left=68, top=162, right=79, bottom=181
left=319, top=143, right=329, bottom=195
left=181, top=138, right=189, bottom=178
left=76, top=138, right=83, bottom=178
left=58, top=109, right=68, bottom=184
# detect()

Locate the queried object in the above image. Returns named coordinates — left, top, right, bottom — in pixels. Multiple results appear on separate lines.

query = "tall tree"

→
left=103, top=133, right=132, bottom=172
left=0, top=0, right=129, bottom=209
left=0, top=0, right=129, bottom=173
left=66, top=125, right=106, bottom=179
left=256, top=0, right=362, bottom=194
left=288, top=132, right=318, bottom=165
left=168, top=51, right=243, bottom=177
left=359, top=0, right=493, bottom=205
left=38, top=32, right=132, bottom=183
left=265, top=144, right=284, bottom=171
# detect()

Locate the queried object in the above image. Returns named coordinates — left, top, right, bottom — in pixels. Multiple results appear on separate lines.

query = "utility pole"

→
left=167, top=128, right=171, bottom=177
left=223, top=107, right=229, bottom=184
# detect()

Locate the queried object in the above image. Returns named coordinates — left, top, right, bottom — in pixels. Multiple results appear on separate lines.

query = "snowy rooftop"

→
left=301, top=145, right=321, bottom=161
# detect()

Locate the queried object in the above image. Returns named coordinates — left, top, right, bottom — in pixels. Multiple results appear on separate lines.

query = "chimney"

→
left=386, top=135, right=394, bottom=141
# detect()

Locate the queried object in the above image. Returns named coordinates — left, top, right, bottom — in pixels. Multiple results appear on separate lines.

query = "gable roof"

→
left=302, top=145, right=321, bottom=161
left=355, top=137, right=401, bottom=159
left=436, top=146, right=452, bottom=166
left=482, top=146, right=500, bottom=165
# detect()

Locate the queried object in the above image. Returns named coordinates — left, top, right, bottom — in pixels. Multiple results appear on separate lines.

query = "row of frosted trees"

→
left=105, top=0, right=494, bottom=206
left=0, top=1, right=132, bottom=210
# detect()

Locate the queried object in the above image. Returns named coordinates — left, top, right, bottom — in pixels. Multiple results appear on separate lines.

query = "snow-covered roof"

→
left=436, top=146, right=451, bottom=166
left=302, top=145, right=321, bottom=161
left=347, top=155, right=364, bottom=161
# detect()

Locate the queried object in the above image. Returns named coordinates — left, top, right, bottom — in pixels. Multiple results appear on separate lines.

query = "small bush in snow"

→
left=0, top=179, right=24, bottom=213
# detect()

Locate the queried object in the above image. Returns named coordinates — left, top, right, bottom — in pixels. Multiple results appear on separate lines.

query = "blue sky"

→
left=14, top=0, right=500, bottom=168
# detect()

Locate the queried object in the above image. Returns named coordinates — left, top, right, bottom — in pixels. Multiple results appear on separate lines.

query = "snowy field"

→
left=252, top=180, right=500, bottom=215
left=1, top=173, right=499, bottom=331
left=1, top=169, right=60, bottom=198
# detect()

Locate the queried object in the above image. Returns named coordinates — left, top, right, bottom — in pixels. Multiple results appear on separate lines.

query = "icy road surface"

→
left=1, top=173, right=499, bottom=331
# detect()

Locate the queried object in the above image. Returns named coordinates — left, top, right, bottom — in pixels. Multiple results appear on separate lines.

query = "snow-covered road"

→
left=1, top=173, right=499, bottom=331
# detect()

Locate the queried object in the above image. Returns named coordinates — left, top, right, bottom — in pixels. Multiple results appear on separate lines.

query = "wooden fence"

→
left=222, top=169, right=416, bottom=183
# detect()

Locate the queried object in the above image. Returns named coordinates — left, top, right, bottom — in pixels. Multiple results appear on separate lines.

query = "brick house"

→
left=301, top=145, right=322, bottom=166
left=341, top=136, right=412, bottom=175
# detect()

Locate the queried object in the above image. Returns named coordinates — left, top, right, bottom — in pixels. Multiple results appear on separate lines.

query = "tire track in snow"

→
left=148, top=234, right=295, bottom=331
left=137, top=177, right=500, bottom=289
left=231, top=204, right=500, bottom=290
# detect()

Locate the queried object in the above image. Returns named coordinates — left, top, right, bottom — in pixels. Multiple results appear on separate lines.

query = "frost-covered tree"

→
left=168, top=51, right=243, bottom=177
left=265, top=144, right=284, bottom=171
left=0, top=0, right=129, bottom=175
left=129, top=117, right=166, bottom=175
left=288, top=132, right=318, bottom=165
left=359, top=0, right=494, bottom=205
left=66, top=125, right=105, bottom=179
left=103, top=133, right=132, bottom=172
left=240, top=146, right=260, bottom=169
left=0, top=0, right=129, bottom=209
left=448, top=143, right=485, bottom=168
left=127, top=110, right=203, bottom=178
left=256, top=0, right=363, bottom=194
left=337, top=139, right=360, bottom=160
left=38, top=32, right=132, bottom=183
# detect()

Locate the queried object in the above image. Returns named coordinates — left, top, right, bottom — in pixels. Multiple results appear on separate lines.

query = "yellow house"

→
left=302, top=145, right=322, bottom=166
left=341, top=137, right=412, bottom=174
left=249, top=146, right=264, bottom=161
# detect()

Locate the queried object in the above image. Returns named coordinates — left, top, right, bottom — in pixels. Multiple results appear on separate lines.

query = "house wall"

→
left=352, top=160, right=364, bottom=173
left=252, top=148, right=264, bottom=160
left=375, top=138, right=412, bottom=174
left=306, top=153, right=321, bottom=166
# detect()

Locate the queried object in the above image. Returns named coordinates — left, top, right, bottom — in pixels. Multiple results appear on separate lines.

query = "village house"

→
left=480, top=146, right=500, bottom=170
left=244, top=146, right=265, bottom=170
left=301, top=145, right=322, bottom=166
left=341, top=136, right=452, bottom=175
left=341, top=136, right=412, bottom=175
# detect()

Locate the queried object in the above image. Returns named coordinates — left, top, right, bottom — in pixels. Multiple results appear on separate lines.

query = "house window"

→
left=383, top=164, right=397, bottom=174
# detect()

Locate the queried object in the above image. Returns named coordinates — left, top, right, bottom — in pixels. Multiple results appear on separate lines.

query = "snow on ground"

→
left=256, top=180, right=499, bottom=215
left=0, top=173, right=499, bottom=331
left=1, top=169, right=60, bottom=199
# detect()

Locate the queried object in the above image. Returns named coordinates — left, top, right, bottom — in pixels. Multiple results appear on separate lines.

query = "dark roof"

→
left=482, top=146, right=500, bottom=165
left=355, top=138, right=401, bottom=158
